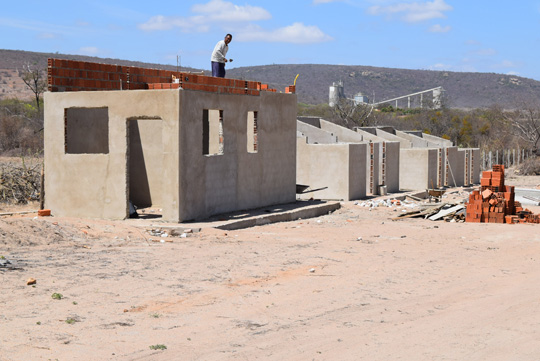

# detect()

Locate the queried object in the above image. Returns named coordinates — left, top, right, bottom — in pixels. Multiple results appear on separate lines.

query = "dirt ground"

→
left=1, top=170, right=540, bottom=361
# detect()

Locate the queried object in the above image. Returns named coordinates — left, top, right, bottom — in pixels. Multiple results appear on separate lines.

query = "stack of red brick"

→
left=466, top=164, right=539, bottom=224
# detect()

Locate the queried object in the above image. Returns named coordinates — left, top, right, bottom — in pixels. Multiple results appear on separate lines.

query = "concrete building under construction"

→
left=44, top=59, right=297, bottom=222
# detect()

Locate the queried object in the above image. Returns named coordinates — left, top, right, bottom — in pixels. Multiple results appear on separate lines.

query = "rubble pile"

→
left=466, top=165, right=539, bottom=224
left=0, top=161, right=41, bottom=204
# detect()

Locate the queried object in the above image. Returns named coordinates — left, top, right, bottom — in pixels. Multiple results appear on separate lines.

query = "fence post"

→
left=489, top=151, right=492, bottom=169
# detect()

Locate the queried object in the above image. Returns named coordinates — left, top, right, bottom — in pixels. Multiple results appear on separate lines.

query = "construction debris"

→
left=466, top=164, right=540, bottom=224
left=393, top=202, right=466, bottom=222
left=0, top=160, right=41, bottom=204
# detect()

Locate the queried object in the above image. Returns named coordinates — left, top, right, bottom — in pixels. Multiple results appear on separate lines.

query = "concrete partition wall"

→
left=45, top=89, right=297, bottom=222
left=457, top=148, right=481, bottom=186
left=394, top=130, right=439, bottom=148
left=297, top=116, right=321, bottom=128
left=360, top=127, right=413, bottom=149
left=318, top=120, right=402, bottom=194
left=399, top=148, right=438, bottom=190
left=413, top=132, right=453, bottom=147
left=44, top=89, right=180, bottom=220
left=297, top=138, right=367, bottom=200
left=442, top=147, right=459, bottom=187
left=384, top=141, right=400, bottom=192
left=318, top=119, right=364, bottom=143
left=297, top=121, right=338, bottom=144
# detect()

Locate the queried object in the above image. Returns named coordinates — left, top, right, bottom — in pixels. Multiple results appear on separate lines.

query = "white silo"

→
left=329, top=81, right=345, bottom=107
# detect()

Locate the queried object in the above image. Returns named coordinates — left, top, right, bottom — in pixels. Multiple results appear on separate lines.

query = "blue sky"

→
left=2, top=0, right=540, bottom=80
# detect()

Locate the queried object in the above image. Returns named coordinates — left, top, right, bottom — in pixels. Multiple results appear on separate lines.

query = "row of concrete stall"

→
left=297, top=116, right=480, bottom=201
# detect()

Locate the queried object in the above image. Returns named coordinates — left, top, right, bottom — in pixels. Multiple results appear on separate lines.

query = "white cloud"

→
left=475, top=48, right=496, bottom=56
left=429, top=24, right=450, bottom=33
left=465, top=39, right=481, bottom=46
left=236, top=22, right=333, bottom=44
left=192, top=0, right=271, bottom=22
left=499, top=60, right=517, bottom=68
left=368, top=0, right=452, bottom=23
left=78, top=46, right=101, bottom=56
left=138, top=0, right=270, bottom=32
left=138, top=15, right=208, bottom=32
left=37, top=32, right=57, bottom=39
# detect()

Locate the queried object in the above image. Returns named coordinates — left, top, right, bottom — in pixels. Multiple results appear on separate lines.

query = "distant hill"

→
left=2, top=49, right=540, bottom=109
left=227, top=64, right=540, bottom=109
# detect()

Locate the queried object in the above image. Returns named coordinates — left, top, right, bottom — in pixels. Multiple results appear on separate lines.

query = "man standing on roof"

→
left=211, top=34, right=233, bottom=78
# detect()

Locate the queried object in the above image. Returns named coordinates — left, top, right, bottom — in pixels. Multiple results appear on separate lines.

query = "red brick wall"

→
left=47, top=58, right=294, bottom=95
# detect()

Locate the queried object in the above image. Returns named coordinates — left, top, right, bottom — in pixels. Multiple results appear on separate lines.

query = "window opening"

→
left=247, top=111, right=258, bottom=153
left=64, top=107, right=109, bottom=154
left=203, top=109, right=224, bottom=156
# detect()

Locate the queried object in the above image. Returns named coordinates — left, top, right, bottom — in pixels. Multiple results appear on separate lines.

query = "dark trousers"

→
left=211, top=61, right=226, bottom=78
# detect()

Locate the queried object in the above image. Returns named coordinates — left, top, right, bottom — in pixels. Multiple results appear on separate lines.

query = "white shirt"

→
left=211, top=40, right=228, bottom=63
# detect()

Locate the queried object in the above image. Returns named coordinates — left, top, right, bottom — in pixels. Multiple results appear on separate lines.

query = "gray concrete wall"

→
left=361, top=127, right=413, bottom=148
left=384, top=141, right=400, bottom=192
left=395, top=130, right=440, bottom=148
left=443, top=147, right=459, bottom=187
left=318, top=119, right=364, bottom=143
left=297, top=138, right=367, bottom=200
left=45, top=89, right=297, bottom=222
left=454, top=149, right=466, bottom=187
left=399, top=148, right=438, bottom=190
left=316, top=120, right=400, bottom=194
left=44, top=89, right=180, bottom=220
left=414, top=132, right=453, bottom=147
left=178, top=91, right=297, bottom=221
left=299, top=119, right=400, bottom=196
left=297, top=121, right=338, bottom=144
left=297, top=116, right=321, bottom=128
left=457, top=148, right=480, bottom=186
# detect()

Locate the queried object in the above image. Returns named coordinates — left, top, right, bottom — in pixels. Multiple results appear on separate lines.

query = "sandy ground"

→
left=2, top=172, right=540, bottom=361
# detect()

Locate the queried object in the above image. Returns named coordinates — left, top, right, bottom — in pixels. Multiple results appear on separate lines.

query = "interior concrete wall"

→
left=297, top=121, right=338, bottom=144
left=44, top=89, right=180, bottom=220
left=413, top=132, right=453, bottom=147
left=318, top=119, right=364, bottom=143
left=177, top=91, right=297, bottom=221
left=297, top=138, right=366, bottom=200
left=348, top=143, right=368, bottom=200
left=354, top=128, right=386, bottom=143
left=361, top=127, right=413, bottom=148
left=302, top=119, right=401, bottom=195
left=384, top=141, right=400, bottom=192
left=454, top=150, right=466, bottom=187
left=399, top=148, right=438, bottom=190
left=395, top=130, right=440, bottom=148
left=442, top=147, right=459, bottom=187
left=457, top=148, right=480, bottom=186
left=297, top=116, right=321, bottom=128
